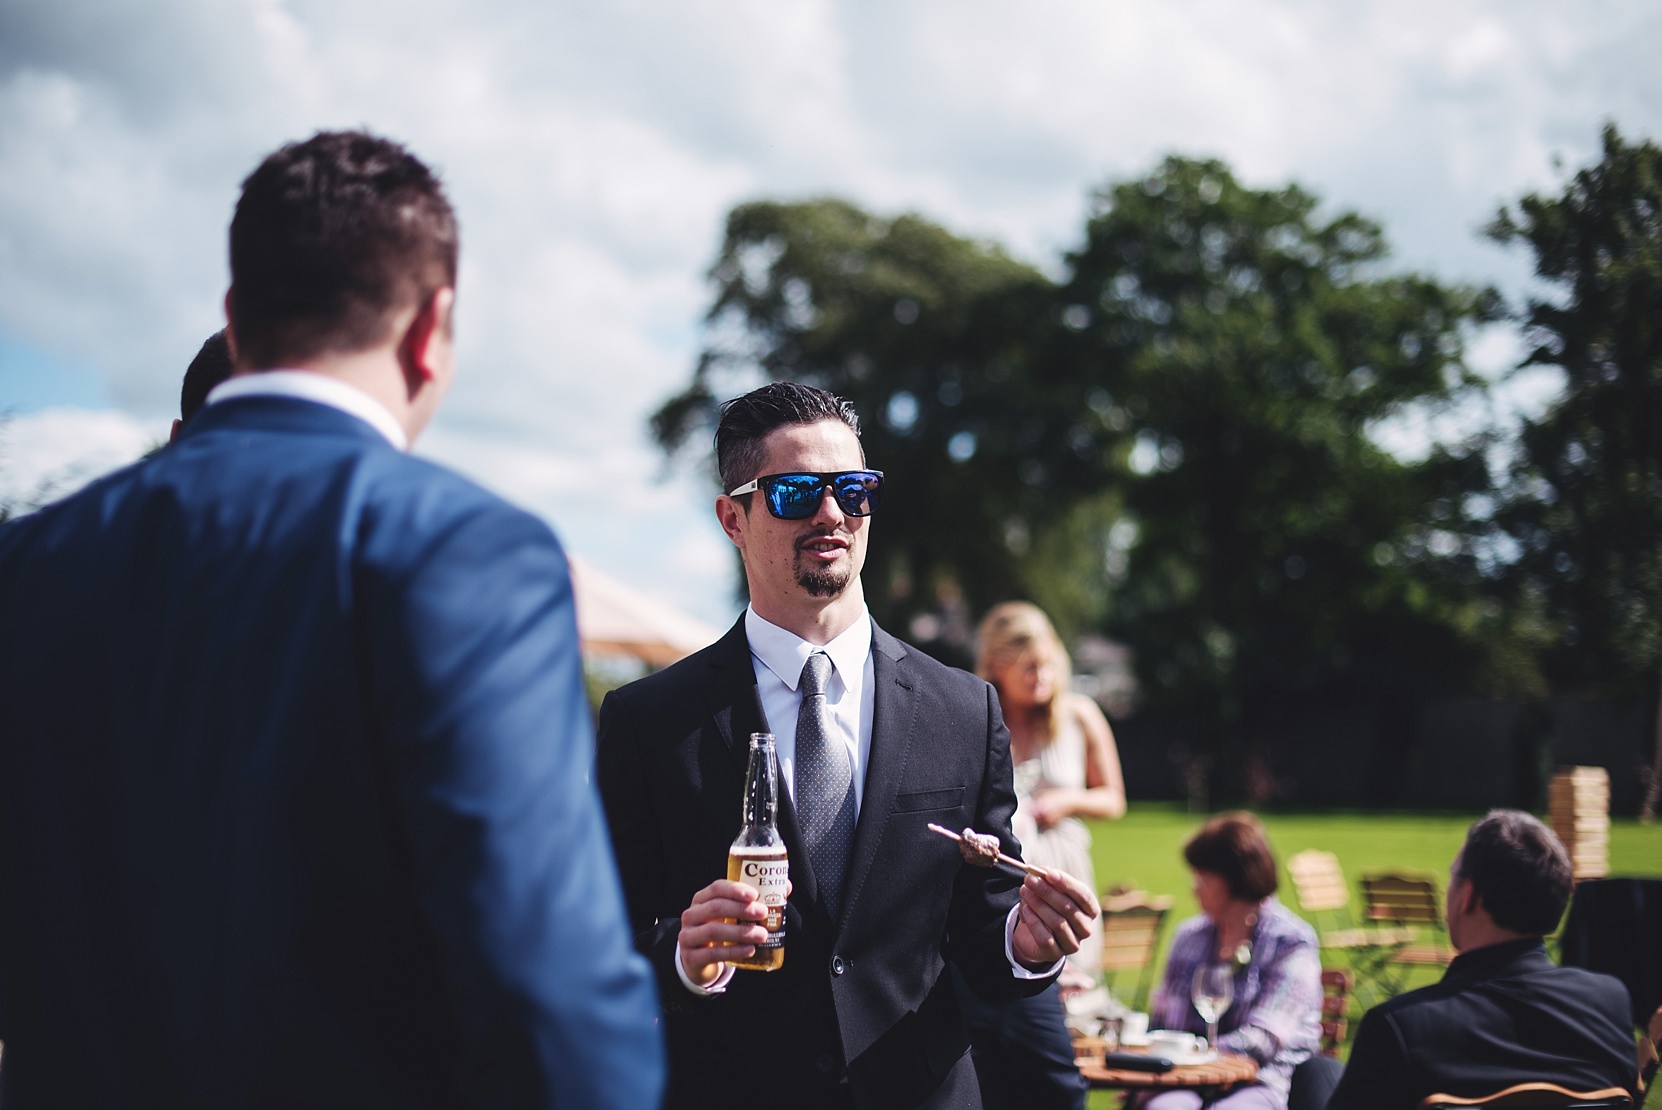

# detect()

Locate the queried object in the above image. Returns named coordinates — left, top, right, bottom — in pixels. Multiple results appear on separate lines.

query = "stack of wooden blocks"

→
left=1548, top=765, right=1610, bottom=881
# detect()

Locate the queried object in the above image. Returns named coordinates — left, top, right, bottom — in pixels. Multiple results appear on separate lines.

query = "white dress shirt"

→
left=206, top=370, right=409, bottom=451
left=745, top=606, right=875, bottom=814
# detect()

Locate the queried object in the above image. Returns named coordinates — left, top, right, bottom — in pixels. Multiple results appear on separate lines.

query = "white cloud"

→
left=419, top=422, right=737, bottom=627
left=3, top=0, right=1660, bottom=621
left=0, top=408, right=158, bottom=513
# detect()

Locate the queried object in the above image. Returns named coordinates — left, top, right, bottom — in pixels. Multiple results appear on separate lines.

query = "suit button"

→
left=815, top=1054, right=835, bottom=1074
left=830, top=955, right=846, bottom=976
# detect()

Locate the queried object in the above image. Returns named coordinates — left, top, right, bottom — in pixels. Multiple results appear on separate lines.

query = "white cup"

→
left=1147, top=1030, right=1199, bottom=1056
left=1120, top=1012, right=1149, bottom=1044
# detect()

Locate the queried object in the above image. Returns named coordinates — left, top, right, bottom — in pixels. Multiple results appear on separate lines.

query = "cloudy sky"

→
left=2, top=0, right=1658, bottom=627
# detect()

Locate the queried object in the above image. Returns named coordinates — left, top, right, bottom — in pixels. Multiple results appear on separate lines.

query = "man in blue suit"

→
left=0, top=130, right=663, bottom=1108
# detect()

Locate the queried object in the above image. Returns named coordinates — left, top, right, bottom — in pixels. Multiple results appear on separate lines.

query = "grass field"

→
left=1078, top=805, right=1662, bottom=1107
left=1088, top=804, right=1662, bottom=936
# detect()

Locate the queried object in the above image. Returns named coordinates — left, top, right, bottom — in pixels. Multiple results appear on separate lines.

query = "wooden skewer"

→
left=927, top=822, right=1049, bottom=877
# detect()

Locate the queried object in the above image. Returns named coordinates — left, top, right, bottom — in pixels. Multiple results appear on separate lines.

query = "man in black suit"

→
left=170, top=328, right=234, bottom=440
left=596, top=381, right=1100, bottom=1109
left=1328, top=810, right=1638, bottom=1110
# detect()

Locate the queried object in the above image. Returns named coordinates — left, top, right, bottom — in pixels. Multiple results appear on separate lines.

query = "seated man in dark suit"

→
left=1327, top=810, right=1637, bottom=1110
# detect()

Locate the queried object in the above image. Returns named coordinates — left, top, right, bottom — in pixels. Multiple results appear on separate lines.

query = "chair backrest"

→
left=1362, top=873, right=1444, bottom=926
left=1417, top=1082, right=1633, bottom=1108
left=1288, top=850, right=1353, bottom=915
left=1318, top=967, right=1352, bottom=1056
left=1098, top=890, right=1174, bottom=1011
left=1099, top=890, right=1173, bottom=970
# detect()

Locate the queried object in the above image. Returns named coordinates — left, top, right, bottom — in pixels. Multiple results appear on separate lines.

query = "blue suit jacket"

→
left=0, top=396, right=663, bottom=1107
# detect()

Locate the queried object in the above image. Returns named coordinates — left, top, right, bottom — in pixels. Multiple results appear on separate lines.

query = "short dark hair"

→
left=228, top=130, right=458, bottom=369
left=180, top=330, right=234, bottom=423
left=1455, top=809, right=1572, bottom=935
left=714, top=381, right=863, bottom=493
left=1183, top=811, right=1279, bottom=903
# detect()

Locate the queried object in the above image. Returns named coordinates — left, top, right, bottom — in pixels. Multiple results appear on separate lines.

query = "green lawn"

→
left=1080, top=805, right=1662, bottom=1108
left=1088, top=803, right=1662, bottom=955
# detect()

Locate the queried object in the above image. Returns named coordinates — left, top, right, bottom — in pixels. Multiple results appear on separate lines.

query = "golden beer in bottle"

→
left=726, top=732, right=787, bottom=971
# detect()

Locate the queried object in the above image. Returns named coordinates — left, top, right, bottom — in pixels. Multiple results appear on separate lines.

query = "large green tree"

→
left=1060, top=157, right=1510, bottom=799
left=1487, top=124, right=1662, bottom=816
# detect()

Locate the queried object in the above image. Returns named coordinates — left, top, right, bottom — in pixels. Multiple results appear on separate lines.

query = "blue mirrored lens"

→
left=759, top=472, right=882, bottom=519
left=831, top=473, right=880, bottom=516
left=766, top=476, right=824, bottom=519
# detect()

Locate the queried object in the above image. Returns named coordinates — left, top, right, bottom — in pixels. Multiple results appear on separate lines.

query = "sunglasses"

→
left=726, top=470, right=885, bottom=520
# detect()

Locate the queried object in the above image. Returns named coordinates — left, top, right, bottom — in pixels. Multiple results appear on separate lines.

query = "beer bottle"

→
left=726, top=732, right=787, bottom=971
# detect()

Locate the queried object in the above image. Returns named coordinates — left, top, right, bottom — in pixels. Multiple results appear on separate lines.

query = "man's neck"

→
left=283, top=351, right=419, bottom=438
left=751, top=582, right=866, bottom=646
left=1453, top=923, right=1536, bottom=955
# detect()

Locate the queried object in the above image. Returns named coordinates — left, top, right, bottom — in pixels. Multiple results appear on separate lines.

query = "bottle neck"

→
left=743, top=736, right=779, bottom=829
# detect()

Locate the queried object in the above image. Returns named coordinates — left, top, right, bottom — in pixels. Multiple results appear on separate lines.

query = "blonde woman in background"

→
left=954, top=601, right=1127, bottom=1110
left=978, top=600, right=1126, bottom=990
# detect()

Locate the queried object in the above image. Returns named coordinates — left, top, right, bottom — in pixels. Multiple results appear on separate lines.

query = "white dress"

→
left=1010, top=705, right=1101, bottom=981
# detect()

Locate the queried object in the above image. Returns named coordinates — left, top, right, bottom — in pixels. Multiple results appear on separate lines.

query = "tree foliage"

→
left=1056, top=158, right=1514, bottom=795
left=657, top=158, right=1519, bottom=800
left=1488, top=124, right=1662, bottom=695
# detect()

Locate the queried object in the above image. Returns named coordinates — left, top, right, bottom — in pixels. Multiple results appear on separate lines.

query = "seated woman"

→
left=1143, top=812, right=1322, bottom=1110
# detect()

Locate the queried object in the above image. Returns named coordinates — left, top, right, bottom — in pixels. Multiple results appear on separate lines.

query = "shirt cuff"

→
left=1005, top=904, right=1065, bottom=979
left=675, top=943, right=735, bottom=995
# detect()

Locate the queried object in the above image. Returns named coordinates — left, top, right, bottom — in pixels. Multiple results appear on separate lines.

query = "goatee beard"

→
left=796, top=561, right=851, bottom=598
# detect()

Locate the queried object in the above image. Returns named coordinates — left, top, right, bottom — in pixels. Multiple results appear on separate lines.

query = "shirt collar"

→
left=1443, top=936, right=1548, bottom=982
left=206, top=370, right=409, bottom=450
left=745, top=605, right=873, bottom=691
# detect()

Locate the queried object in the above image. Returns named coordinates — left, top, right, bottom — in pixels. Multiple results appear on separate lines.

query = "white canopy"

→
left=569, top=555, right=723, bottom=668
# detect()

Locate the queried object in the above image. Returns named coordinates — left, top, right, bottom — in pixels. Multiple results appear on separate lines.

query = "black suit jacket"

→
left=596, top=617, right=1056, bottom=1110
left=1327, top=939, right=1636, bottom=1110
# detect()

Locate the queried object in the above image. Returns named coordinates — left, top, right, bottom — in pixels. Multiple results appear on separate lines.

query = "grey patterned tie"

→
left=795, top=651, right=856, bottom=915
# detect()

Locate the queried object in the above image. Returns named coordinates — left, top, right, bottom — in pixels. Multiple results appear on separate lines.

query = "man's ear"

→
left=1455, top=877, right=1479, bottom=918
left=400, top=287, right=455, bottom=388
left=716, top=495, right=748, bottom=547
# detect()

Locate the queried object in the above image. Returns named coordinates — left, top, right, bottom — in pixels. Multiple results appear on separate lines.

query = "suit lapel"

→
left=837, top=624, right=913, bottom=926
left=701, top=619, right=821, bottom=911
left=694, top=620, right=768, bottom=834
left=702, top=618, right=765, bottom=759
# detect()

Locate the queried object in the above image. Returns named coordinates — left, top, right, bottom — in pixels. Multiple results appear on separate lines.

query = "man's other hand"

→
left=1013, top=868, right=1100, bottom=971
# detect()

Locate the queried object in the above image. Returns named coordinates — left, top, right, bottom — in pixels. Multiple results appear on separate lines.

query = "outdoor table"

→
left=1074, top=1040, right=1259, bottom=1094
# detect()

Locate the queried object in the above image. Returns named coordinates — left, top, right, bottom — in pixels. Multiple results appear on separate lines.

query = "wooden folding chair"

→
left=1098, top=889, right=1173, bottom=1011
left=1417, top=1082, right=1633, bottom=1108
left=1317, top=968, right=1352, bottom=1057
left=1286, top=850, right=1412, bottom=1005
left=1360, top=872, right=1454, bottom=997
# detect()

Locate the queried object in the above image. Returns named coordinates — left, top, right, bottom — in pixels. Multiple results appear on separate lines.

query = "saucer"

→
left=1165, top=1046, right=1219, bottom=1066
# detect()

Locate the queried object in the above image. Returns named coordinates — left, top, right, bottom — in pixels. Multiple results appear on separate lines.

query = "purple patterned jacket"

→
left=1150, top=897, right=1323, bottom=1104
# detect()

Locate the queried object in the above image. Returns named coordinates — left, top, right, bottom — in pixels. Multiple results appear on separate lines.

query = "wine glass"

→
left=1191, top=963, right=1234, bottom=1051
